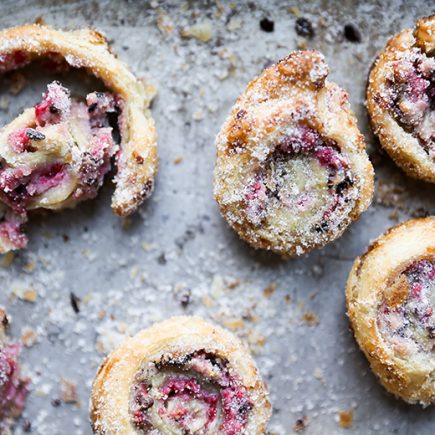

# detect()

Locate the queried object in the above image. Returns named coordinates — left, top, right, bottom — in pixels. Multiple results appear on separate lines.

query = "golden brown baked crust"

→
left=214, top=50, right=374, bottom=257
left=346, top=217, right=435, bottom=405
left=0, top=23, right=157, bottom=215
left=90, top=316, right=271, bottom=434
left=367, top=16, right=435, bottom=182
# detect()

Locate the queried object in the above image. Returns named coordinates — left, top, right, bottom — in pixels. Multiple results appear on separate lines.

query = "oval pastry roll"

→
left=214, top=50, right=373, bottom=256
left=347, top=217, right=435, bottom=405
left=367, top=15, right=435, bottom=182
left=91, top=316, right=271, bottom=435
left=0, top=23, right=157, bottom=216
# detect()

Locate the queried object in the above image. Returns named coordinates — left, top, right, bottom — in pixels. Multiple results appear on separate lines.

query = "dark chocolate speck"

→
left=344, top=23, right=362, bottom=43
left=295, top=17, right=315, bottom=38
left=260, top=18, right=274, bottom=32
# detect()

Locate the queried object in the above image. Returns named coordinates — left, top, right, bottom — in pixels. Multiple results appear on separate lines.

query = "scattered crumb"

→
left=60, top=378, right=79, bottom=404
left=338, top=410, right=353, bottom=428
left=227, top=17, right=242, bottom=32
left=21, top=327, right=38, bottom=347
left=193, top=110, right=205, bottom=121
left=201, top=295, right=214, bottom=308
left=34, top=16, right=46, bottom=25
left=142, top=242, right=156, bottom=252
left=375, top=181, right=406, bottom=209
left=303, top=311, right=319, bottom=326
left=174, top=156, right=183, bottom=164
left=156, top=13, right=174, bottom=34
left=14, top=287, right=38, bottom=303
left=23, top=261, right=36, bottom=273
left=288, top=6, right=302, bottom=17
left=297, top=39, right=308, bottom=50
left=263, top=282, right=277, bottom=298
left=293, top=415, right=309, bottom=432
left=223, top=318, right=244, bottom=330
left=180, top=21, right=213, bottom=43
left=313, top=367, right=324, bottom=381
left=1, top=252, right=15, bottom=267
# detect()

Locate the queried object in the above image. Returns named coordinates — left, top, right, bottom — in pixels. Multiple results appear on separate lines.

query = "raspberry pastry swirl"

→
left=367, top=15, right=435, bottom=182
left=347, top=217, right=435, bottom=405
left=0, top=82, right=118, bottom=252
left=90, top=317, right=271, bottom=434
left=0, top=23, right=157, bottom=215
left=214, top=50, right=373, bottom=257
left=0, top=308, right=29, bottom=433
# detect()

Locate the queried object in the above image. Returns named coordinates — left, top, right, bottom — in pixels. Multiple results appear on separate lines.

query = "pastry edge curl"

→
left=346, top=217, right=435, bottom=405
left=214, top=50, right=374, bottom=257
left=366, top=16, right=435, bottom=183
left=0, top=23, right=158, bottom=216
left=90, top=316, right=271, bottom=434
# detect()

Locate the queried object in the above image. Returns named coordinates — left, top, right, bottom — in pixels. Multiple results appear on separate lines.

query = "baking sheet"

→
left=0, top=0, right=434, bottom=434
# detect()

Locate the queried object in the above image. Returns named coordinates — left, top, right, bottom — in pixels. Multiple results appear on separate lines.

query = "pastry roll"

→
left=346, top=217, right=434, bottom=405
left=0, top=308, right=29, bottom=433
left=0, top=23, right=157, bottom=216
left=367, top=15, right=434, bottom=182
left=0, top=82, right=118, bottom=252
left=214, top=50, right=374, bottom=256
left=90, top=316, right=271, bottom=434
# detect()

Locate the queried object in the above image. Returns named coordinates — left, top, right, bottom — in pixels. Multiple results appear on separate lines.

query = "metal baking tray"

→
left=0, top=0, right=433, bottom=434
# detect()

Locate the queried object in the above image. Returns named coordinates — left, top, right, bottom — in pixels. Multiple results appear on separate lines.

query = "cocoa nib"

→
left=70, top=292, right=81, bottom=314
left=295, top=18, right=315, bottom=39
left=260, top=18, right=274, bottom=32
left=344, top=23, right=362, bottom=43
left=25, top=128, right=46, bottom=141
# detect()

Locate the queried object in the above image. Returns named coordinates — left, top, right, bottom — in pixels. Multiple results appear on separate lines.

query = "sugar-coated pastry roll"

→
left=367, top=15, right=435, bottom=182
left=347, top=217, right=434, bottom=405
left=214, top=50, right=374, bottom=257
left=90, top=316, right=271, bottom=434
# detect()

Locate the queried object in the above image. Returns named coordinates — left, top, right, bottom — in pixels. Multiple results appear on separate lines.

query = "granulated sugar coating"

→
left=0, top=1, right=433, bottom=434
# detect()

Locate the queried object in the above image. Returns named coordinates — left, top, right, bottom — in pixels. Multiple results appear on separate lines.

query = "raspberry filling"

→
left=0, top=81, right=120, bottom=251
left=387, top=50, right=435, bottom=159
left=0, top=343, right=29, bottom=427
left=130, top=352, right=253, bottom=435
left=378, top=259, right=435, bottom=359
left=245, top=126, right=354, bottom=234
left=0, top=50, right=30, bottom=72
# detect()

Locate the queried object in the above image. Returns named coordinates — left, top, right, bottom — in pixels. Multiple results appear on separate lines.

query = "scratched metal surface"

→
left=0, top=1, right=433, bottom=434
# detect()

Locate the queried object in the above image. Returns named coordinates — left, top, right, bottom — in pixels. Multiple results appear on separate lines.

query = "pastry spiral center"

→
left=245, top=126, right=354, bottom=233
left=378, top=259, right=434, bottom=359
left=388, top=49, right=435, bottom=159
left=130, top=352, right=253, bottom=435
